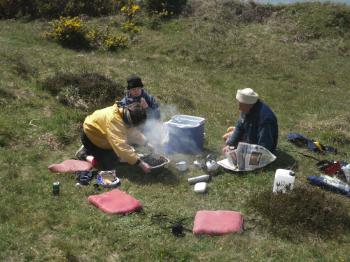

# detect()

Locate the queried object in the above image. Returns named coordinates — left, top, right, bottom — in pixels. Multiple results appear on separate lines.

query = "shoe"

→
left=75, top=145, right=87, bottom=160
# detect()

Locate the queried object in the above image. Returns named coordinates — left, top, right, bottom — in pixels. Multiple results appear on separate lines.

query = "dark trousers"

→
left=81, top=131, right=119, bottom=170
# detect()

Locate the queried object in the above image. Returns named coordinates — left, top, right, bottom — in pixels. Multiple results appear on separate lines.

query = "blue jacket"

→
left=226, top=100, right=278, bottom=153
left=118, top=89, right=160, bottom=119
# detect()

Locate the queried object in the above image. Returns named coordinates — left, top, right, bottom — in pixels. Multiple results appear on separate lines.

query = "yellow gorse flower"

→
left=120, top=2, right=140, bottom=18
left=131, top=5, right=140, bottom=12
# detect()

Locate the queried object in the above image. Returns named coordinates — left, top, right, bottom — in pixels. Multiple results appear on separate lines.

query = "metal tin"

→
left=53, top=181, right=60, bottom=195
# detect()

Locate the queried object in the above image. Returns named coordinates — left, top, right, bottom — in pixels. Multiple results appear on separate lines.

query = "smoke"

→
left=142, top=104, right=179, bottom=154
left=142, top=104, right=205, bottom=160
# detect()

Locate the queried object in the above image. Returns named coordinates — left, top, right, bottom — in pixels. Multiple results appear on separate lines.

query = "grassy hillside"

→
left=1, top=1, right=350, bottom=261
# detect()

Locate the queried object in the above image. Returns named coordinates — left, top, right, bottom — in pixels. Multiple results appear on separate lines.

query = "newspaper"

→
left=217, top=142, right=276, bottom=172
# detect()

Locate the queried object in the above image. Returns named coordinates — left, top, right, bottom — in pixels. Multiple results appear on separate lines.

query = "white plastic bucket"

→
left=273, top=169, right=295, bottom=193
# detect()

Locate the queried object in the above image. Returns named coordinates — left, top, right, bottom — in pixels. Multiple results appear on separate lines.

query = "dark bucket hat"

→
left=127, top=74, right=144, bottom=89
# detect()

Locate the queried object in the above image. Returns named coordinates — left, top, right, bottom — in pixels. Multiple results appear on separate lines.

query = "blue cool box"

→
left=163, top=115, right=205, bottom=154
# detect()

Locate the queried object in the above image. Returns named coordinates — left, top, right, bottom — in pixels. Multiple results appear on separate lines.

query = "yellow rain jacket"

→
left=83, top=104, right=146, bottom=165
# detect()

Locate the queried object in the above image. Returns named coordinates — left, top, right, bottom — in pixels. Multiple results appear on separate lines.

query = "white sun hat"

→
left=236, top=88, right=259, bottom=104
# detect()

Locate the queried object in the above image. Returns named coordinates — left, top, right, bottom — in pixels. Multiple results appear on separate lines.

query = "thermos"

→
left=188, top=175, right=210, bottom=185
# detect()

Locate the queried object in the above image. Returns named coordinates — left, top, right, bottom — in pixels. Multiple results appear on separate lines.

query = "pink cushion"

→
left=193, top=210, right=244, bottom=235
left=88, top=189, right=142, bottom=214
left=48, top=159, right=93, bottom=173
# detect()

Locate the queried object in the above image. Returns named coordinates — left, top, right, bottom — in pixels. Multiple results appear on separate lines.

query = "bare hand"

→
left=140, top=97, right=148, bottom=109
left=139, top=160, right=152, bottom=173
left=222, top=145, right=230, bottom=154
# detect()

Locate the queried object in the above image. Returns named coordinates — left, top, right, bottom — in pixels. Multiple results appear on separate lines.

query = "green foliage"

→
left=0, top=0, right=23, bottom=18
left=119, top=0, right=141, bottom=20
left=189, top=0, right=278, bottom=24
left=280, top=3, right=350, bottom=40
left=0, top=0, right=116, bottom=19
left=1, top=2, right=350, bottom=260
left=121, top=21, right=140, bottom=33
left=45, top=16, right=91, bottom=49
left=46, top=16, right=129, bottom=51
left=103, top=33, right=129, bottom=50
left=218, top=0, right=277, bottom=24
left=143, top=0, right=187, bottom=16
left=41, top=72, right=125, bottom=110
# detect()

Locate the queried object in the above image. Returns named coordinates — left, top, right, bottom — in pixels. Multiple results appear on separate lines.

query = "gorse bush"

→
left=103, top=34, right=128, bottom=51
left=46, top=16, right=90, bottom=49
left=46, top=16, right=129, bottom=51
left=121, top=21, right=140, bottom=33
left=115, top=0, right=142, bottom=36
left=119, top=0, right=141, bottom=20
left=0, top=0, right=116, bottom=19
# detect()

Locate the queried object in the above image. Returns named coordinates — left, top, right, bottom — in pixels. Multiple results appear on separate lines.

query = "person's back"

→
left=83, top=105, right=118, bottom=149
left=240, top=100, right=278, bottom=152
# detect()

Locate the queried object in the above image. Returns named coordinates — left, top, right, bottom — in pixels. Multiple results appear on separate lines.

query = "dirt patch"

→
left=35, top=132, right=63, bottom=150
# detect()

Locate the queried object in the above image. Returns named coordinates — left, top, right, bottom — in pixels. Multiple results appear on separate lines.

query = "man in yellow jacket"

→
left=79, top=103, right=152, bottom=173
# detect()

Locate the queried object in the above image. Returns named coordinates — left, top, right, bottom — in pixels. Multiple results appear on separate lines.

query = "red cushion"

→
left=48, top=159, right=93, bottom=173
left=88, top=189, right=142, bottom=214
left=193, top=210, right=244, bottom=235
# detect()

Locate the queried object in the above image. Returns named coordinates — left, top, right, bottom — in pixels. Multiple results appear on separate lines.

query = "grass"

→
left=1, top=1, right=350, bottom=261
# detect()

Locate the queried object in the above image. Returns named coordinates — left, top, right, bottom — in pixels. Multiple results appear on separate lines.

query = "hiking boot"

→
left=75, top=145, right=87, bottom=160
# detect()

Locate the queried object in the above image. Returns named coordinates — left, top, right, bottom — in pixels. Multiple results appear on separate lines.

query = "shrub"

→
left=0, top=0, right=116, bottom=19
left=143, top=0, right=187, bottom=17
left=0, top=0, right=22, bottom=18
left=247, top=185, right=350, bottom=240
left=46, top=16, right=90, bottom=49
left=46, top=16, right=129, bottom=51
left=119, top=0, right=141, bottom=20
left=41, top=72, right=125, bottom=110
left=121, top=21, right=140, bottom=33
left=116, top=1, right=142, bottom=35
left=103, top=34, right=128, bottom=51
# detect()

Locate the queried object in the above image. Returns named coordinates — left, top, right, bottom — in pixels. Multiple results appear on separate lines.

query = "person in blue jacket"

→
left=222, top=88, right=278, bottom=154
left=118, top=74, right=160, bottom=120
